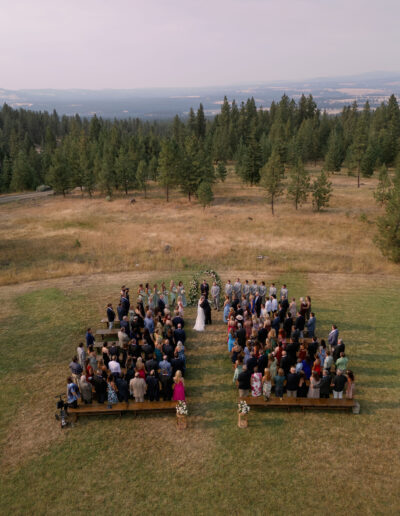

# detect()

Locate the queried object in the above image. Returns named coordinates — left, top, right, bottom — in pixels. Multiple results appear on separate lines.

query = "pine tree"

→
left=196, top=103, right=206, bottom=139
left=375, top=170, right=400, bottom=262
left=188, top=108, right=197, bottom=135
left=260, top=149, right=284, bottom=215
left=47, top=147, right=70, bottom=196
left=115, top=146, right=136, bottom=194
left=374, top=165, right=391, bottom=205
left=136, top=159, right=148, bottom=198
left=361, top=141, right=377, bottom=177
left=324, top=127, right=345, bottom=172
left=197, top=180, right=214, bottom=208
left=216, top=161, right=227, bottom=182
left=180, top=135, right=201, bottom=201
left=158, top=139, right=180, bottom=201
left=287, top=160, right=310, bottom=210
left=10, top=149, right=34, bottom=191
left=348, top=116, right=368, bottom=187
left=311, top=170, right=332, bottom=211
left=148, top=155, right=158, bottom=180
left=98, top=145, right=115, bottom=197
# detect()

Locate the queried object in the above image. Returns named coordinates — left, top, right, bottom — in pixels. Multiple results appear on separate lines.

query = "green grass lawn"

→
left=0, top=271, right=399, bottom=515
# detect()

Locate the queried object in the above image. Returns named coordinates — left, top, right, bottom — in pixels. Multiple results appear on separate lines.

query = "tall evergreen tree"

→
left=197, top=180, right=214, bottom=208
left=260, top=149, right=284, bottom=215
left=311, top=170, right=332, bottom=211
left=10, top=149, right=34, bottom=191
left=374, top=165, right=391, bottom=205
left=115, top=146, right=136, bottom=195
left=216, top=161, right=227, bottom=182
left=324, top=127, right=345, bottom=172
left=196, top=103, right=206, bottom=139
left=158, top=139, right=180, bottom=201
left=287, top=160, right=310, bottom=210
left=136, top=159, right=149, bottom=198
left=47, top=147, right=70, bottom=196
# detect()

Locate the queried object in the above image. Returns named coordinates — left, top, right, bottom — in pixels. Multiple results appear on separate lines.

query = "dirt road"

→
left=0, top=190, right=54, bottom=204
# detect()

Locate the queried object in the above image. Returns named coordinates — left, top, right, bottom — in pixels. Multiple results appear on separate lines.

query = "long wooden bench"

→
left=95, top=328, right=120, bottom=340
left=94, top=341, right=118, bottom=355
left=240, top=396, right=356, bottom=412
left=101, top=318, right=121, bottom=328
left=68, top=400, right=177, bottom=422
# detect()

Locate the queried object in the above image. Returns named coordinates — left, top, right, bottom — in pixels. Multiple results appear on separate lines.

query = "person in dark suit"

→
left=158, top=295, right=166, bottom=314
left=319, top=370, right=331, bottom=398
left=231, top=295, right=240, bottom=312
left=121, top=292, right=130, bottom=316
left=333, top=339, right=345, bottom=362
left=120, top=316, right=131, bottom=338
left=280, top=296, right=289, bottom=314
left=200, top=297, right=212, bottom=325
left=117, top=302, right=124, bottom=323
left=283, top=313, right=293, bottom=340
left=246, top=351, right=258, bottom=374
left=172, top=312, right=184, bottom=328
left=272, top=314, right=281, bottom=335
left=236, top=323, right=246, bottom=348
left=116, top=374, right=129, bottom=402
left=145, top=354, right=159, bottom=375
left=162, top=339, right=174, bottom=360
left=280, top=351, right=291, bottom=377
left=254, top=292, right=262, bottom=318
left=295, top=312, right=305, bottom=337
left=257, top=324, right=268, bottom=347
left=308, top=337, right=319, bottom=360
left=278, top=303, right=286, bottom=323
left=106, top=303, right=115, bottom=329
left=173, top=324, right=186, bottom=345
left=146, top=370, right=160, bottom=401
left=200, top=280, right=209, bottom=299
left=92, top=370, right=107, bottom=403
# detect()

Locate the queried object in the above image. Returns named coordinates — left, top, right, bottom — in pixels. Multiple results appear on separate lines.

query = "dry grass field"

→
left=0, top=166, right=396, bottom=287
left=0, top=167, right=399, bottom=514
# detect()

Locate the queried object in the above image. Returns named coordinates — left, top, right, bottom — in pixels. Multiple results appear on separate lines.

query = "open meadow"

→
left=0, top=169, right=399, bottom=515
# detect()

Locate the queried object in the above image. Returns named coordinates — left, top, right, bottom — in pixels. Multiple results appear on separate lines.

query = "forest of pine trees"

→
left=0, top=93, right=400, bottom=201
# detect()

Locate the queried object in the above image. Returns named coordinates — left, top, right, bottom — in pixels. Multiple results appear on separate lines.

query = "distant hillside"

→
left=1, top=72, right=400, bottom=119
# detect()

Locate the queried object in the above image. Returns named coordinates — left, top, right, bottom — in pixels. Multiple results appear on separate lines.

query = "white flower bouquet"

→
left=176, top=401, right=188, bottom=416
left=238, top=400, right=250, bottom=414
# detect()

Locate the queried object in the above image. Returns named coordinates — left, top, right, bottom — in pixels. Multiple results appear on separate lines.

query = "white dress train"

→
left=193, top=301, right=205, bottom=331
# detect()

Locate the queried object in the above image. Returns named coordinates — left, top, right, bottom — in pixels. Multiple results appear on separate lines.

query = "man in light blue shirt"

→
left=144, top=311, right=154, bottom=334
left=306, top=312, right=316, bottom=338
left=159, top=356, right=172, bottom=377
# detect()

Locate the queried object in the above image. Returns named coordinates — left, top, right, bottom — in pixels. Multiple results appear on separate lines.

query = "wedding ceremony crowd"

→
left=66, top=282, right=188, bottom=409
left=209, top=278, right=355, bottom=401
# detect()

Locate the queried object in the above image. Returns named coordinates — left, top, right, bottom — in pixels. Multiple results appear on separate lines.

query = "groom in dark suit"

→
left=255, top=291, right=262, bottom=318
left=200, top=296, right=212, bottom=325
left=200, top=279, right=209, bottom=299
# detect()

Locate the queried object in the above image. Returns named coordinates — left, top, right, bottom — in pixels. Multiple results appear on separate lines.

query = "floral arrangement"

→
left=188, top=268, right=223, bottom=306
left=238, top=400, right=250, bottom=415
left=176, top=401, right=188, bottom=416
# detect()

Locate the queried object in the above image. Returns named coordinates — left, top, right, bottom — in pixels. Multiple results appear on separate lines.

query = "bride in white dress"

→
left=193, top=297, right=205, bottom=331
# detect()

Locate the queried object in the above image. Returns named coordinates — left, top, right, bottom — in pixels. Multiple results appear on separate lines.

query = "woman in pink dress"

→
left=172, top=370, right=185, bottom=401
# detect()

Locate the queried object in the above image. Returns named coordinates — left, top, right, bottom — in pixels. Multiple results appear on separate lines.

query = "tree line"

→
left=1, top=94, right=399, bottom=198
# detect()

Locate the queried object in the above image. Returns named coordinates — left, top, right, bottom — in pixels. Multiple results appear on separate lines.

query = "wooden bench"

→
left=69, top=402, right=128, bottom=421
left=94, top=341, right=118, bottom=355
left=101, top=318, right=121, bottom=328
left=240, top=396, right=356, bottom=412
left=68, top=400, right=177, bottom=422
left=95, top=328, right=120, bottom=340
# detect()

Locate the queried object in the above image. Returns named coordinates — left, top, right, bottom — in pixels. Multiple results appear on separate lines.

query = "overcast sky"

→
left=1, top=0, right=399, bottom=89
